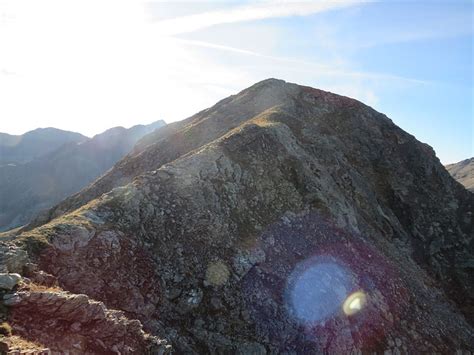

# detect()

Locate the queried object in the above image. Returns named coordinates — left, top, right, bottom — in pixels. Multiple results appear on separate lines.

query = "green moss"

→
left=14, top=207, right=98, bottom=258
left=17, top=234, right=50, bottom=257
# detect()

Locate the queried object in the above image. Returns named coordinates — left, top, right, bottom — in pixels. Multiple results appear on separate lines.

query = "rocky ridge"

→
left=1, top=79, right=473, bottom=353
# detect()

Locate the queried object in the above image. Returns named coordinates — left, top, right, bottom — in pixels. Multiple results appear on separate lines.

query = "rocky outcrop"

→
left=40, top=226, right=162, bottom=320
left=5, top=288, right=170, bottom=354
left=446, top=157, right=474, bottom=192
left=0, top=244, right=170, bottom=354
left=3, top=79, right=474, bottom=353
left=0, top=274, right=21, bottom=291
left=0, top=336, right=51, bottom=354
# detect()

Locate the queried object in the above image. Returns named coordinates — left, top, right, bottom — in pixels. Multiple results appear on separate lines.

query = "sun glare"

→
left=343, top=291, right=367, bottom=316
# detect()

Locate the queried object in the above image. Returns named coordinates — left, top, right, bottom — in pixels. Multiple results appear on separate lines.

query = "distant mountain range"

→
left=0, top=128, right=87, bottom=165
left=446, top=158, right=474, bottom=192
left=0, top=120, right=165, bottom=231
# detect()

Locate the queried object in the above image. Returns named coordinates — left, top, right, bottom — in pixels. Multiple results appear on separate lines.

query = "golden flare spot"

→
left=205, top=261, right=230, bottom=286
left=343, top=291, right=367, bottom=316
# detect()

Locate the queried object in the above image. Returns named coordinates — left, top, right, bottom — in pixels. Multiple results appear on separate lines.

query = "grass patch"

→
left=2, top=335, right=46, bottom=351
left=15, top=233, right=50, bottom=257
left=0, top=323, right=12, bottom=336
left=26, top=283, right=62, bottom=293
left=14, top=207, right=97, bottom=258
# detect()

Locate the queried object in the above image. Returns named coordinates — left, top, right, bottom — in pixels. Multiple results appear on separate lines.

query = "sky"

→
left=0, top=0, right=472, bottom=163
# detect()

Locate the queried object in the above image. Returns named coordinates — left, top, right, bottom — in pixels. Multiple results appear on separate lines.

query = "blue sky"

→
left=1, top=0, right=472, bottom=163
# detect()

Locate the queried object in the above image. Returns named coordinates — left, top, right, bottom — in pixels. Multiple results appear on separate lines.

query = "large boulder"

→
left=0, top=273, right=21, bottom=290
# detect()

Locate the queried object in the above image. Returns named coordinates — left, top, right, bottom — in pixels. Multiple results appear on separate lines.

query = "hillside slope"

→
left=446, top=157, right=474, bottom=192
left=26, top=81, right=304, bottom=229
left=3, top=79, right=473, bottom=353
left=0, top=120, right=165, bottom=231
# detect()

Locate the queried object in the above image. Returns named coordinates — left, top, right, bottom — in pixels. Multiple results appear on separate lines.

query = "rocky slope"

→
left=0, top=244, right=171, bottom=354
left=0, top=128, right=87, bottom=166
left=1, top=79, right=473, bottom=353
left=446, top=157, right=474, bottom=192
left=0, top=120, right=165, bottom=231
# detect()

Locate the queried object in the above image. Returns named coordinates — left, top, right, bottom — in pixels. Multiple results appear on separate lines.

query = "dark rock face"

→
left=446, top=157, right=474, bottom=192
left=2, top=79, right=473, bottom=353
left=0, top=120, right=165, bottom=231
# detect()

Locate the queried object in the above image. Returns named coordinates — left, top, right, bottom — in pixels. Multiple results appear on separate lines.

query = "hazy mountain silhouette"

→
left=0, top=128, right=87, bottom=165
left=0, top=120, right=165, bottom=231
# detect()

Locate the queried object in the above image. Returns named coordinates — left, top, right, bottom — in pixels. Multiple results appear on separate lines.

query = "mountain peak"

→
left=251, top=77, right=287, bottom=87
left=240, top=78, right=298, bottom=98
left=4, top=80, right=474, bottom=353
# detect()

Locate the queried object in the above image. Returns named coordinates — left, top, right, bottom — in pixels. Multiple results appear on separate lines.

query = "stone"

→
left=0, top=245, right=28, bottom=274
left=0, top=273, right=21, bottom=290
left=51, top=226, right=94, bottom=252
left=3, top=293, right=21, bottom=305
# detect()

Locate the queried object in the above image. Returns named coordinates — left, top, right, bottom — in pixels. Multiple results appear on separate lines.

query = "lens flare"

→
left=286, top=259, right=353, bottom=325
left=205, top=260, right=230, bottom=286
left=343, top=291, right=367, bottom=316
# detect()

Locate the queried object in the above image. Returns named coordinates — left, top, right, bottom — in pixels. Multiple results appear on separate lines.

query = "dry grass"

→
left=1, top=335, right=46, bottom=351
left=24, top=283, right=62, bottom=293
left=15, top=208, right=96, bottom=257
left=0, top=227, right=22, bottom=239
